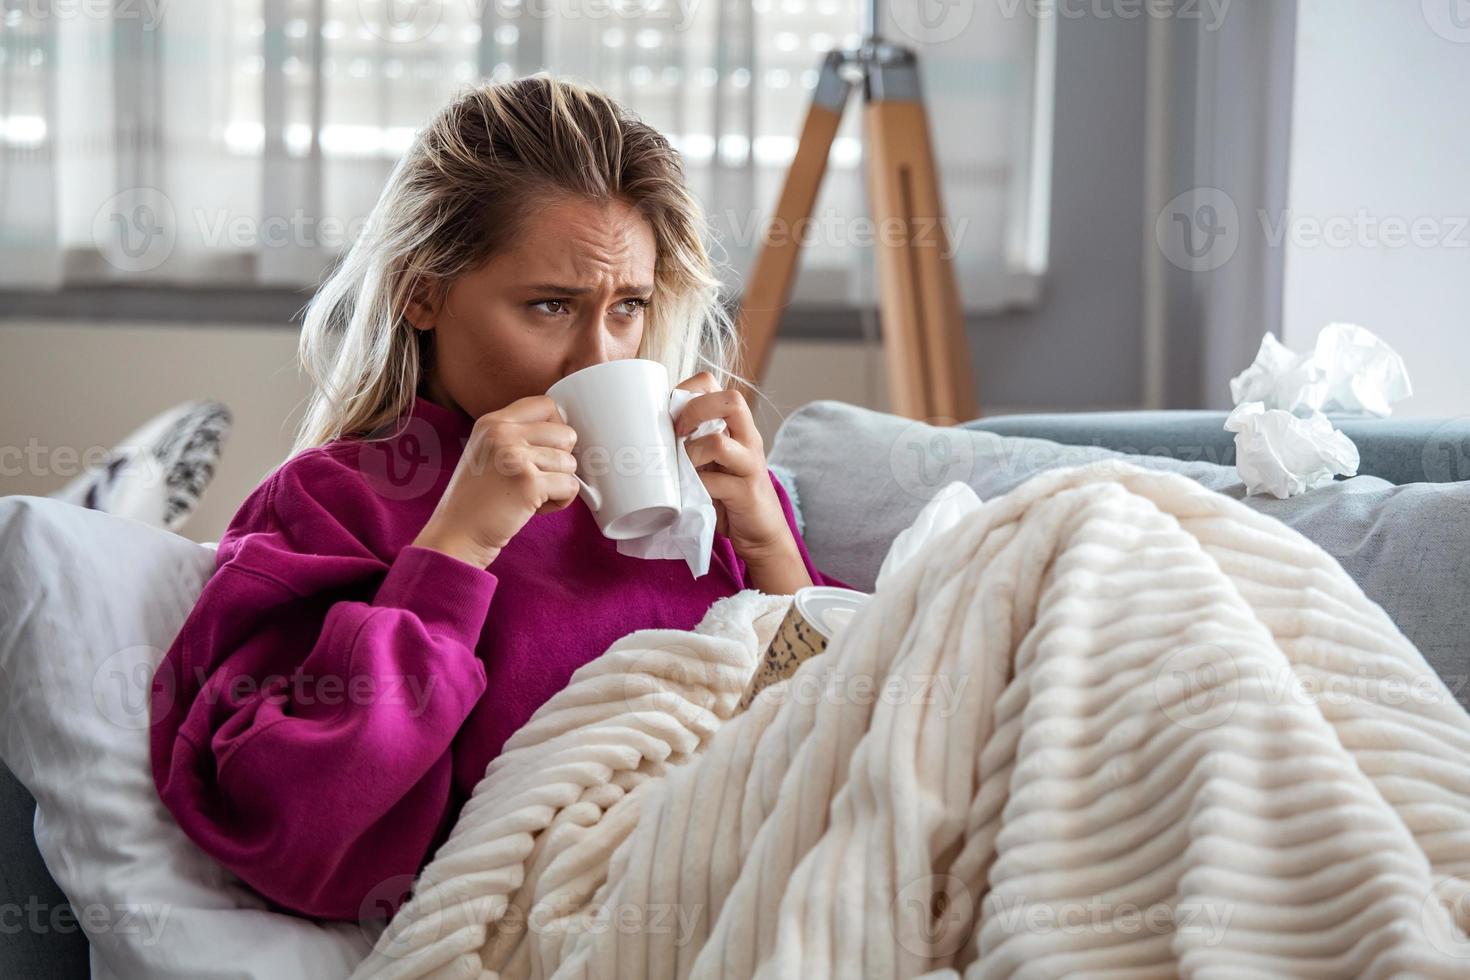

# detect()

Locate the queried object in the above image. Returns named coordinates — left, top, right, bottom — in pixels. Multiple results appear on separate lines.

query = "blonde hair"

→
left=293, top=73, right=737, bottom=452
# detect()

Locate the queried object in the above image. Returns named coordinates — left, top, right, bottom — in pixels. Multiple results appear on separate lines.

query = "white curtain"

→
left=0, top=0, right=1052, bottom=313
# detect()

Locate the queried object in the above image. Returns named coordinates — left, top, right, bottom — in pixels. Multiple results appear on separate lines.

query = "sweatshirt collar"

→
left=406, top=394, right=476, bottom=453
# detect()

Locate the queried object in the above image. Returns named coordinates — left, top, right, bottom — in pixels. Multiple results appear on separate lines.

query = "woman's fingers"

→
left=675, top=388, right=758, bottom=446
left=674, top=371, right=720, bottom=395
left=685, top=431, right=756, bottom=475
left=694, top=469, right=746, bottom=502
left=481, top=443, right=575, bottom=482
left=526, top=446, right=577, bottom=473
left=674, top=371, right=760, bottom=445
left=517, top=420, right=577, bottom=450
left=492, top=394, right=566, bottom=424
left=533, top=470, right=582, bottom=513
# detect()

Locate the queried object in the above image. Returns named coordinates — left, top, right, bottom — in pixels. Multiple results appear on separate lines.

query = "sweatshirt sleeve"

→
left=764, top=469, right=856, bottom=592
left=149, top=449, right=494, bottom=921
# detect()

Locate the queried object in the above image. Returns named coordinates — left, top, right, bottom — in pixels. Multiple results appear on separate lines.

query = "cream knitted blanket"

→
left=350, top=462, right=1470, bottom=979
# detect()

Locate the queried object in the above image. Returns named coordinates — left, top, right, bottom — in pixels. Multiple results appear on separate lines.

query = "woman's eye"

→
left=616, top=298, right=649, bottom=317
left=531, top=299, right=569, bottom=316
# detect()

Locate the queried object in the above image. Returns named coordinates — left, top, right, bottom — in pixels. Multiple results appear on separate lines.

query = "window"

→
left=0, top=0, right=1053, bottom=313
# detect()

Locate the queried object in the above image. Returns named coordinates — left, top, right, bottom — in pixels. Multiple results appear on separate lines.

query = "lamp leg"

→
left=863, top=53, right=977, bottom=421
left=734, top=51, right=851, bottom=392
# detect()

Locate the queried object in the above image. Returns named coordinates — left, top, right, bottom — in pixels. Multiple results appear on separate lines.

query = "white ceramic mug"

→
left=546, top=358, right=682, bottom=540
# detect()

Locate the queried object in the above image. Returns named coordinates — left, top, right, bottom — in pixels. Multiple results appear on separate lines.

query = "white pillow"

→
left=0, top=496, right=375, bottom=979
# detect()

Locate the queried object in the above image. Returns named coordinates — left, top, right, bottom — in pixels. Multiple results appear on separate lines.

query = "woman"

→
left=149, top=75, right=843, bottom=922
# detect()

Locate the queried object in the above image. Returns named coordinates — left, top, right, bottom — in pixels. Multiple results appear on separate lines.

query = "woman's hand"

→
left=674, top=372, right=813, bottom=595
left=412, top=395, right=581, bottom=568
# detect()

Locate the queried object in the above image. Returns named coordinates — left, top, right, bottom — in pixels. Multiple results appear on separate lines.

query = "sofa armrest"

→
left=965, top=410, right=1470, bottom=486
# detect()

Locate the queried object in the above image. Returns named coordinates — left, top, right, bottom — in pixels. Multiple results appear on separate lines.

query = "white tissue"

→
left=874, top=481, right=983, bottom=590
left=1224, top=402, right=1360, bottom=499
left=1312, top=322, right=1414, bottom=417
left=614, top=387, right=727, bottom=577
left=1229, top=332, right=1325, bottom=415
left=1229, top=323, right=1412, bottom=417
left=1224, top=322, right=1409, bottom=497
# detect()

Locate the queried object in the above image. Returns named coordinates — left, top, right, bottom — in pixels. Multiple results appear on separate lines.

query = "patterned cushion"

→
left=50, top=400, right=231, bottom=531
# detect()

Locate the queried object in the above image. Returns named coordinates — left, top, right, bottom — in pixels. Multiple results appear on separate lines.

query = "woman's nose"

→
left=562, top=320, right=614, bottom=376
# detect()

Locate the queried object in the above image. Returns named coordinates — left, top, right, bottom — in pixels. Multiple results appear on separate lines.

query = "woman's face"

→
left=411, top=194, right=658, bottom=421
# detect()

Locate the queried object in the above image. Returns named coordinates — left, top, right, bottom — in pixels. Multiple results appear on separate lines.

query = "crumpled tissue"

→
left=1224, top=323, right=1410, bottom=498
left=1224, top=402, right=1360, bottom=499
left=874, top=481, right=983, bottom=590
left=614, top=387, right=727, bottom=577
left=1230, top=322, right=1413, bottom=417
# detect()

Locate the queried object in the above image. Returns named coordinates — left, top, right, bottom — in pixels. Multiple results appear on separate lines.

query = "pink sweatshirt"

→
left=149, top=395, right=840, bottom=921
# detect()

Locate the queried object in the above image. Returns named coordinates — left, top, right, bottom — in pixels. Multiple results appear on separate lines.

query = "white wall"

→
left=1282, top=0, right=1470, bottom=417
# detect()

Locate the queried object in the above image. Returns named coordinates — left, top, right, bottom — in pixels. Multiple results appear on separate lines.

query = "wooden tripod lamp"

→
left=734, top=12, right=978, bottom=422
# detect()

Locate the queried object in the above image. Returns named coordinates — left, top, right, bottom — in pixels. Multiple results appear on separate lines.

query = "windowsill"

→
left=0, top=273, right=1044, bottom=337
left=0, top=285, right=318, bottom=328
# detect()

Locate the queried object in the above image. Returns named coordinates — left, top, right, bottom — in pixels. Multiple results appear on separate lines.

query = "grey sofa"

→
left=5, top=408, right=1467, bottom=977
left=0, top=764, right=90, bottom=978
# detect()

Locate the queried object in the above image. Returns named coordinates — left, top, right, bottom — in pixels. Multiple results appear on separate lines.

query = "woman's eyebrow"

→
left=522, top=282, right=654, bottom=296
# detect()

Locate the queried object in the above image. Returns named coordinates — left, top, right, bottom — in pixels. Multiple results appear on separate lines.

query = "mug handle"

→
left=551, top=400, right=601, bottom=512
